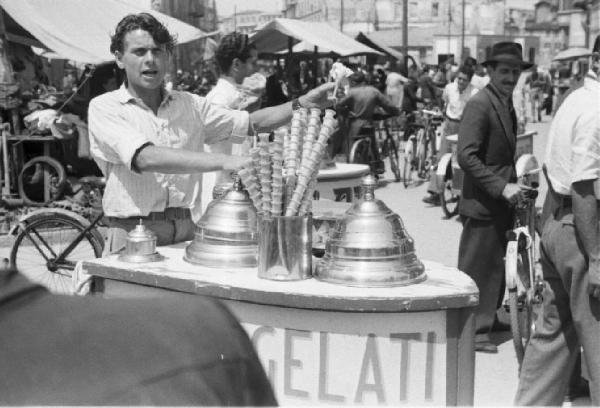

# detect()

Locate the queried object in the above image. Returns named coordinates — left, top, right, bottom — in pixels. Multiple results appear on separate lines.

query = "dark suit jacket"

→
left=457, top=84, right=517, bottom=220
left=0, top=270, right=277, bottom=406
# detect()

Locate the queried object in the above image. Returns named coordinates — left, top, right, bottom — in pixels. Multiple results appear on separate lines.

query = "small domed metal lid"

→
left=126, top=220, right=156, bottom=242
left=315, top=175, right=426, bottom=287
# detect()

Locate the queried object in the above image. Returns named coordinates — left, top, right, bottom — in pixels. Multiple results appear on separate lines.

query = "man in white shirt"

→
left=515, top=50, right=600, bottom=405
left=88, top=13, right=333, bottom=252
left=202, top=32, right=262, bottom=214
left=423, top=64, right=478, bottom=205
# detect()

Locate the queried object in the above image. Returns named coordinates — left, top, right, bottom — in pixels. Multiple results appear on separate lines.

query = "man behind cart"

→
left=87, top=13, right=333, bottom=253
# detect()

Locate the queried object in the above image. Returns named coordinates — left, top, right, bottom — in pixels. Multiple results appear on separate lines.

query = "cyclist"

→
left=332, top=71, right=400, bottom=167
left=423, top=64, right=479, bottom=205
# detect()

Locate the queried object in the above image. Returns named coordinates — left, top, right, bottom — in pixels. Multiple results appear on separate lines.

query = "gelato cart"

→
left=81, top=108, right=479, bottom=405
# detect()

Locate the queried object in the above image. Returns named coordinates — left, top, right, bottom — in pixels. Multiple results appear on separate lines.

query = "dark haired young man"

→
left=201, top=32, right=260, bottom=214
left=88, top=13, right=334, bottom=252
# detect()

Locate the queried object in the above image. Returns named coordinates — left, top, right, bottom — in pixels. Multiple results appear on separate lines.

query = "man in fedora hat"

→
left=515, top=36, right=600, bottom=405
left=456, top=41, right=533, bottom=353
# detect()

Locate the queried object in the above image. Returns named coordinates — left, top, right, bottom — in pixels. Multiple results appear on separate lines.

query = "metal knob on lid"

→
left=184, top=173, right=258, bottom=268
left=315, top=174, right=426, bottom=286
left=118, top=220, right=164, bottom=263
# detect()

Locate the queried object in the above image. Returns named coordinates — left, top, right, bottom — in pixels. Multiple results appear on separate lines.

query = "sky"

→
left=214, top=0, right=282, bottom=17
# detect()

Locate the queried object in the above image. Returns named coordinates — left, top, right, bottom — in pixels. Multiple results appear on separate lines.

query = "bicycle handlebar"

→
left=421, top=109, right=443, bottom=117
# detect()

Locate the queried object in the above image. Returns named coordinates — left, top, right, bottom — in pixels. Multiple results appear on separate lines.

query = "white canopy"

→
left=552, top=47, right=592, bottom=61
left=0, top=0, right=209, bottom=64
left=251, top=18, right=383, bottom=57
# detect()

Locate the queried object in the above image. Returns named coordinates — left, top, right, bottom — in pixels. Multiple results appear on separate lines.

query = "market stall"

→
left=79, top=111, right=477, bottom=405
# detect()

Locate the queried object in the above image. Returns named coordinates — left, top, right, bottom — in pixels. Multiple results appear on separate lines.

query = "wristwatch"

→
left=292, top=97, right=303, bottom=111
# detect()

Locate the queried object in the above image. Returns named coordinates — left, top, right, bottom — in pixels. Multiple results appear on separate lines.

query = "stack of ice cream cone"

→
left=239, top=108, right=337, bottom=218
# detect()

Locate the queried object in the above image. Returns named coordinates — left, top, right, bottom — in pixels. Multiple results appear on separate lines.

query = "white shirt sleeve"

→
left=192, top=94, right=249, bottom=145
left=88, top=97, right=150, bottom=170
left=571, top=110, right=600, bottom=185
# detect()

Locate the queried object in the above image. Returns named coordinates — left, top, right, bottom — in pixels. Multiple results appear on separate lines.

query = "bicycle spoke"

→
left=22, top=228, right=55, bottom=262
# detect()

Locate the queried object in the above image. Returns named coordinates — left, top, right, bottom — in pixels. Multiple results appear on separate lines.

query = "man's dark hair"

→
left=110, top=13, right=177, bottom=54
left=215, top=32, right=256, bottom=74
left=458, top=64, right=474, bottom=79
left=348, top=71, right=366, bottom=85
left=464, top=57, right=477, bottom=67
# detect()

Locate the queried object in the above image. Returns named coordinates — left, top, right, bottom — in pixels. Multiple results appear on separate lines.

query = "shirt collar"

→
left=216, top=77, right=243, bottom=92
left=116, top=82, right=174, bottom=105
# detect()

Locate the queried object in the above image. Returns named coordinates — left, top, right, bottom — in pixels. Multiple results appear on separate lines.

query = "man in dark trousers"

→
left=515, top=40, right=600, bottom=406
left=0, top=267, right=276, bottom=405
left=457, top=42, right=533, bottom=353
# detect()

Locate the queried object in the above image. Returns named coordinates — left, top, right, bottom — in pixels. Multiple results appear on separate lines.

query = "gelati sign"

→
left=236, top=308, right=447, bottom=406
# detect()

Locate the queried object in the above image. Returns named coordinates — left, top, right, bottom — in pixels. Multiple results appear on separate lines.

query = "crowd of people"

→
left=1, top=9, right=599, bottom=406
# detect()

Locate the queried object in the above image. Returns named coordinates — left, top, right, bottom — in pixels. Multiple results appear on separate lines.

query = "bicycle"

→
left=348, top=112, right=401, bottom=181
left=402, top=108, right=442, bottom=187
left=503, top=168, right=544, bottom=372
left=9, top=176, right=106, bottom=294
left=0, top=122, right=68, bottom=207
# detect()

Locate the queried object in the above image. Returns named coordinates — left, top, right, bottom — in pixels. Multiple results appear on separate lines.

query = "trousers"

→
left=104, top=212, right=195, bottom=255
left=515, top=206, right=600, bottom=405
left=458, top=213, right=512, bottom=342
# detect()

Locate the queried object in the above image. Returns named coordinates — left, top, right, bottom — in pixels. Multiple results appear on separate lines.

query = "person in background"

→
left=515, top=43, right=600, bottom=406
left=0, top=267, right=277, bottom=405
left=88, top=13, right=333, bottom=252
left=464, top=57, right=490, bottom=90
left=332, top=71, right=400, bottom=165
left=417, top=65, right=440, bottom=107
left=423, top=64, right=478, bottom=205
left=202, top=32, right=260, bottom=215
left=457, top=42, right=533, bottom=353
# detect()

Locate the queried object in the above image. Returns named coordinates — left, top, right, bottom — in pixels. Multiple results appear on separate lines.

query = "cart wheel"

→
left=18, top=156, right=67, bottom=206
left=440, top=179, right=460, bottom=218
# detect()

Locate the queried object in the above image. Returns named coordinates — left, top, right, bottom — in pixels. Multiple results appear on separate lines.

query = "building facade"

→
left=219, top=10, right=282, bottom=34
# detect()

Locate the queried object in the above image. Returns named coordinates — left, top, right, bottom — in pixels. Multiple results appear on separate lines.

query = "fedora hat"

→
left=482, top=42, right=533, bottom=69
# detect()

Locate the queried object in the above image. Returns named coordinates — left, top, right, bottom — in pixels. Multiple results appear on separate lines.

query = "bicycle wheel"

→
left=505, top=243, right=533, bottom=371
left=349, top=139, right=371, bottom=165
left=10, top=213, right=104, bottom=294
left=18, top=156, right=67, bottom=206
left=386, top=138, right=401, bottom=182
left=402, top=138, right=415, bottom=188
left=415, top=129, right=429, bottom=180
left=440, top=179, right=460, bottom=218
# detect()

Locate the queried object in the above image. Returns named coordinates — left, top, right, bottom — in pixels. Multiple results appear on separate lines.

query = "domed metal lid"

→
left=184, top=173, right=258, bottom=268
left=315, top=175, right=426, bottom=287
left=127, top=220, right=156, bottom=242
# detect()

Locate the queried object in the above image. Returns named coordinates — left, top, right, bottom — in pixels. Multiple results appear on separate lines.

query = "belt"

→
left=445, top=116, right=460, bottom=123
left=557, top=194, right=572, bottom=209
left=110, top=207, right=192, bottom=222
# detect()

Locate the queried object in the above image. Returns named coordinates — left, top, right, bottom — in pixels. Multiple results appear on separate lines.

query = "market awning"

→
left=552, top=47, right=592, bottom=61
left=0, top=0, right=209, bottom=64
left=250, top=18, right=383, bottom=57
